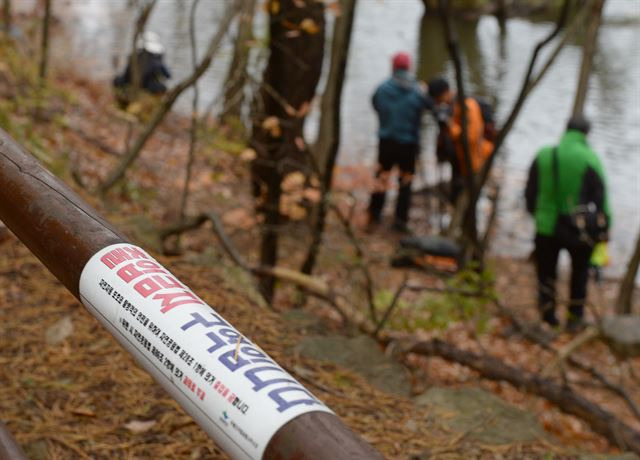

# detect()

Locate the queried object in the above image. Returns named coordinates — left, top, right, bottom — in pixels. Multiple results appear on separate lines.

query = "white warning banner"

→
left=79, top=243, right=332, bottom=459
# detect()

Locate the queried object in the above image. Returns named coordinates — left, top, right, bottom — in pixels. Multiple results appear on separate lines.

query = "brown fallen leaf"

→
left=222, top=208, right=256, bottom=230
left=303, top=187, right=321, bottom=203
left=71, top=407, right=96, bottom=417
left=45, top=316, right=74, bottom=346
left=268, top=0, right=280, bottom=15
left=261, top=116, right=282, bottom=137
left=282, top=172, right=306, bottom=192
left=240, top=148, right=257, bottom=162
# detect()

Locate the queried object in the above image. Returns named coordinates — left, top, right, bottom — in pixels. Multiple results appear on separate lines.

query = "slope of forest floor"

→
left=0, top=28, right=639, bottom=459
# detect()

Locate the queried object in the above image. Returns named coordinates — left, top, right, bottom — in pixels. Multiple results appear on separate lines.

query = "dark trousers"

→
left=535, top=234, right=592, bottom=323
left=368, top=139, right=417, bottom=224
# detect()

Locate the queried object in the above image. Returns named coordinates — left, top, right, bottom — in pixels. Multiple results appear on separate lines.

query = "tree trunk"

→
left=494, top=0, right=509, bottom=31
left=98, top=0, right=242, bottom=193
left=250, top=0, right=325, bottom=302
left=438, top=0, right=478, bottom=260
left=38, top=0, right=52, bottom=84
left=130, top=0, right=157, bottom=97
left=572, top=0, right=605, bottom=117
left=616, top=230, right=640, bottom=314
left=2, top=0, right=11, bottom=33
left=301, top=0, right=357, bottom=276
left=220, top=0, right=256, bottom=124
left=421, top=0, right=435, bottom=12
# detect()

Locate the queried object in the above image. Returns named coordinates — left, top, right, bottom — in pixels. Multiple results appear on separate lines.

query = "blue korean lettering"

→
left=181, top=311, right=231, bottom=331
left=240, top=346, right=275, bottom=365
left=218, top=328, right=251, bottom=346
left=268, top=386, right=322, bottom=413
left=244, top=366, right=298, bottom=391
left=204, top=331, right=226, bottom=353
left=218, top=349, right=251, bottom=372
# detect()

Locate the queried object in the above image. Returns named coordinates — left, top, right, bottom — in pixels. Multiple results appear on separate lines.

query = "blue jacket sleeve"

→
left=423, top=93, right=434, bottom=111
left=160, top=63, right=171, bottom=79
left=372, top=87, right=380, bottom=113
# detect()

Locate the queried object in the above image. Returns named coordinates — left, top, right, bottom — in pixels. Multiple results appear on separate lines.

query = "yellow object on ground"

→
left=590, top=242, right=610, bottom=267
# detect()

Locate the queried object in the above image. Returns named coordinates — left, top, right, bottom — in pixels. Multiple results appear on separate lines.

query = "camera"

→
left=433, top=103, right=452, bottom=125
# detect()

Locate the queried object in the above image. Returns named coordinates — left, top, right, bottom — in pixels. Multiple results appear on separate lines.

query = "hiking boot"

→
left=391, top=220, right=410, bottom=234
left=542, top=311, right=559, bottom=328
left=365, top=220, right=380, bottom=234
left=566, top=317, right=585, bottom=334
left=365, top=213, right=381, bottom=233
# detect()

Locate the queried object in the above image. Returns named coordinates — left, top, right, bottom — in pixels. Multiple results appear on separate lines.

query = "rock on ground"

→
left=414, top=387, right=550, bottom=445
left=295, top=335, right=412, bottom=396
left=601, top=315, right=640, bottom=358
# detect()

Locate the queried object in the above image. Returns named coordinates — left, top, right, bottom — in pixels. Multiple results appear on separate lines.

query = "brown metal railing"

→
left=0, top=128, right=383, bottom=460
left=0, top=421, right=27, bottom=460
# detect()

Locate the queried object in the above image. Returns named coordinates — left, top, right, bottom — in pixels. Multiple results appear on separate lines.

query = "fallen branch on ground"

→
left=406, top=338, right=640, bottom=454
left=405, top=282, right=487, bottom=298
left=495, top=300, right=640, bottom=422
left=541, top=326, right=600, bottom=376
left=66, top=126, right=123, bottom=157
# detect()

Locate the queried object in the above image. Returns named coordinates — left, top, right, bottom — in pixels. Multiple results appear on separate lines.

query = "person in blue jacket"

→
left=368, top=52, right=432, bottom=232
left=114, top=31, right=172, bottom=95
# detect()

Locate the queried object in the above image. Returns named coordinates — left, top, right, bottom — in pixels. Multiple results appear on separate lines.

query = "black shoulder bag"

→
left=552, top=147, right=609, bottom=249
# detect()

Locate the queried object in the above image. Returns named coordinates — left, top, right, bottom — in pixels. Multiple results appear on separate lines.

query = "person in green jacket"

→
left=525, top=116, right=611, bottom=331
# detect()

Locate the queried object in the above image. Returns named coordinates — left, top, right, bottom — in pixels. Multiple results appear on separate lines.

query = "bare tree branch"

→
left=3, top=0, right=12, bottom=33
left=460, top=0, right=575, bottom=251
left=178, top=0, right=202, bottom=227
left=438, top=0, right=473, bottom=195
left=616, top=229, right=640, bottom=314
left=374, top=275, right=408, bottom=338
left=301, top=0, right=358, bottom=276
left=330, top=200, right=377, bottom=322
left=572, top=0, right=605, bottom=116
left=130, top=0, right=158, bottom=95
left=38, top=0, right=52, bottom=84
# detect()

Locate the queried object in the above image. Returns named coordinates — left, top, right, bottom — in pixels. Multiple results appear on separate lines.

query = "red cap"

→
left=392, top=52, right=411, bottom=71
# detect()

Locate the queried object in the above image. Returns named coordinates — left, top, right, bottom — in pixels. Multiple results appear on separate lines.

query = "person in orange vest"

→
left=428, top=78, right=494, bottom=202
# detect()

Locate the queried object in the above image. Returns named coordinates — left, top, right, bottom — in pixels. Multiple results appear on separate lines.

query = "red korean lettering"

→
left=117, top=263, right=145, bottom=283
left=100, top=248, right=131, bottom=269
left=123, top=246, right=148, bottom=260
left=135, top=277, right=162, bottom=298
left=152, top=274, right=183, bottom=290
left=153, top=290, right=204, bottom=313
left=136, top=260, right=166, bottom=274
